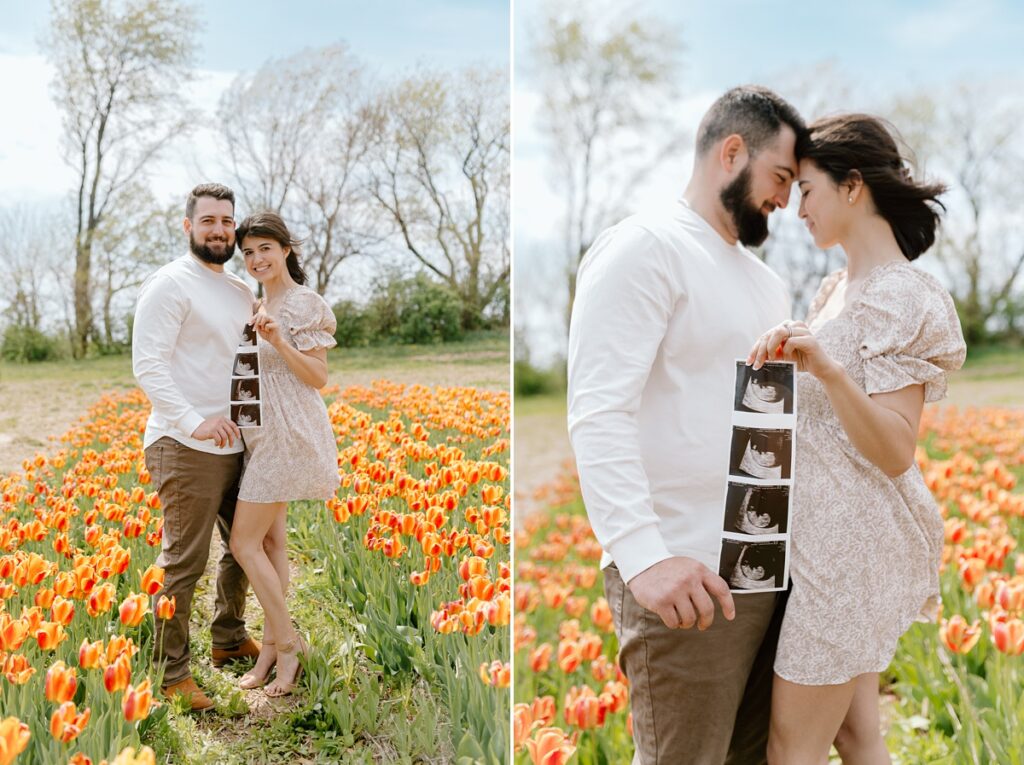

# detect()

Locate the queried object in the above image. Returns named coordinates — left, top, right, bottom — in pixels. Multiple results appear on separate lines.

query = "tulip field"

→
left=513, top=404, right=1024, bottom=765
left=0, top=376, right=509, bottom=764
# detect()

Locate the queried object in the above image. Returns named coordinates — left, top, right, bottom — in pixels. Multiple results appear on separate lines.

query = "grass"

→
left=0, top=330, right=509, bottom=385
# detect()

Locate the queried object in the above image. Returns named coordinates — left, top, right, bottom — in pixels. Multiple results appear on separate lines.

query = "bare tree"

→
left=91, top=187, right=178, bottom=347
left=531, top=3, right=684, bottom=329
left=891, top=85, right=1024, bottom=344
left=217, top=44, right=382, bottom=296
left=42, top=0, right=195, bottom=357
left=0, top=206, right=68, bottom=332
left=369, top=66, right=510, bottom=328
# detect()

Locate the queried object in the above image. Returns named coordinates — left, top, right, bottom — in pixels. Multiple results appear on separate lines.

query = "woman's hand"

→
left=251, top=308, right=284, bottom=349
left=747, top=320, right=840, bottom=381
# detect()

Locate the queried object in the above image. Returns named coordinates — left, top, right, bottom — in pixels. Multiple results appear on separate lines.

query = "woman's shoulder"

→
left=862, top=261, right=948, bottom=300
left=282, top=285, right=331, bottom=314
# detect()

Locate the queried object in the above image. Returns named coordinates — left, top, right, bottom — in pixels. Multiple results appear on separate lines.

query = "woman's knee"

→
left=229, top=533, right=258, bottom=563
left=833, top=716, right=881, bottom=758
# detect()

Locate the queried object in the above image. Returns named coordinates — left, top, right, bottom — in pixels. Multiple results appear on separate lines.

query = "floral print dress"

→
left=774, top=262, right=966, bottom=685
left=238, top=286, right=340, bottom=504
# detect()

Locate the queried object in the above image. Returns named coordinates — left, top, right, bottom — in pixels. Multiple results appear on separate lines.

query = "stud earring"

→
left=848, top=196, right=853, bottom=204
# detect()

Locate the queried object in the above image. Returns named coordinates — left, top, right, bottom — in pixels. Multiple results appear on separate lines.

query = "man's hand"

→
left=627, top=557, right=736, bottom=630
left=191, top=416, right=241, bottom=448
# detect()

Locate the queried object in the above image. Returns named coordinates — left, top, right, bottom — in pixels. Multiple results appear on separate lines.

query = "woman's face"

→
left=749, top=443, right=779, bottom=468
left=797, top=159, right=851, bottom=250
left=741, top=562, right=766, bottom=580
left=241, top=235, right=289, bottom=283
left=747, top=509, right=772, bottom=528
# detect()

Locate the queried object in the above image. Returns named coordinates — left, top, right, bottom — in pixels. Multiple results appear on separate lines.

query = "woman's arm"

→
left=815, top=364, right=923, bottom=477
left=749, top=322, right=923, bottom=478
left=253, top=313, right=329, bottom=389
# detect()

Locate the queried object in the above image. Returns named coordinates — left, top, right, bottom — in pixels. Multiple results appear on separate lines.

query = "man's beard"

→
left=720, top=165, right=770, bottom=247
left=190, top=231, right=234, bottom=265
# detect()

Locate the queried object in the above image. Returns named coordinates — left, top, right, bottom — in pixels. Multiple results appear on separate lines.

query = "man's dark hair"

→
left=185, top=183, right=235, bottom=219
left=696, top=86, right=806, bottom=157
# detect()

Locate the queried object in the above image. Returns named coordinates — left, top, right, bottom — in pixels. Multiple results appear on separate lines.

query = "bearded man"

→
left=567, top=86, right=806, bottom=764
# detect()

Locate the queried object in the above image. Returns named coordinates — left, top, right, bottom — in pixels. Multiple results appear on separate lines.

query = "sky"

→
left=0, top=0, right=510, bottom=206
left=513, top=0, right=1024, bottom=364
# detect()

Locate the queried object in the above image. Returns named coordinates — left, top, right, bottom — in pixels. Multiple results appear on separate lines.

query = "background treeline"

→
left=514, top=6, right=1024, bottom=395
left=0, top=0, right=509, bottom=363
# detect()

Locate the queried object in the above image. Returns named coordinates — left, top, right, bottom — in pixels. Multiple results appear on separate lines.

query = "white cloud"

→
left=889, top=0, right=996, bottom=48
left=0, top=54, right=241, bottom=207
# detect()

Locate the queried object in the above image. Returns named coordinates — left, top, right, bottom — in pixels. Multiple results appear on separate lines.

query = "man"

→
left=132, top=183, right=262, bottom=712
left=567, top=86, right=805, bottom=763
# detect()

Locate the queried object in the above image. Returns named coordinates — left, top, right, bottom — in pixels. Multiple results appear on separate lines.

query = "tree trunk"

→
left=73, top=238, right=93, bottom=359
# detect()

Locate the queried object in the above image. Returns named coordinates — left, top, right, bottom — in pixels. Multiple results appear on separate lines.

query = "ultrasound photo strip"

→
left=717, top=360, right=797, bottom=593
left=230, top=321, right=262, bottom=428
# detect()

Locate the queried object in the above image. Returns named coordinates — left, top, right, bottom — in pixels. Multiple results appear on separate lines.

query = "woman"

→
left=747, top=115, right=966, bottom=764
left=228, top=211, right=340, bottom=696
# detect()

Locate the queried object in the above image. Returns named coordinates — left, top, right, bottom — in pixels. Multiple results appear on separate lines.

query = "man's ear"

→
left=183, top=217, right=192, bottom=236
left=720, top=134, right=747, bottom=174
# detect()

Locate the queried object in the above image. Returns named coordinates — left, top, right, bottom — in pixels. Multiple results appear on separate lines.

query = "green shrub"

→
left=1, top=324, right=62, bottom=362
left=332, top=299, right=371, bottom=348
left=365, top=274, right=465, bottom=345
left=514, top=359, right=563, bottom=396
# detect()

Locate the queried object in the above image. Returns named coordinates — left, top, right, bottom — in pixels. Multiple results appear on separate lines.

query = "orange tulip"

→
left=45, top=660, right=77, bottom=703
left=155, top=595, right=176, bottom=620
left=525, top=726, right=576, bottom=765
left=36, top=621, right=68, bottom=652
left=940, top=615, right=982, bottom=654
left=139, top=565, right=164, bottom=596
left=49, top=702, right=90, bottom=744
left=0, top=614, right=28, bottom=652
left=991, top=613, right=1024, bottom=655
left=2, top=653, right=35, bottom=685
left=78, top=639, right=104, bottom=670
left=530, top=695, right=557, bottom=727
left=477, top=660, right=510, bottom=688
left=0, top=717, right=31, bottom=765
left=590, top=597, right=614, bottom=631
left=107, top=746, right=156, bottom=765
left=556, top=639, right=582, bottom=674
left=68, top=753, right=92, bottom=765
left=529, top=643, right=553, bottom=673
left=118, top=594, right=149, bottom=627
left=122, top=679, right=155, bottom=722
left=103, top=654, right=132, bottom=693
left=87, top=583, right=116, bottom=618
left=50, top=596, right=76, bottom=626
left=564, top=685, right=608, bottom=729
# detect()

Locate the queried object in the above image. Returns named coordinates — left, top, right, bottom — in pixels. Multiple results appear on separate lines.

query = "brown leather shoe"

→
left=161, top=676, right=214, bottom=713
left=211, top=637, right=262, bottom=668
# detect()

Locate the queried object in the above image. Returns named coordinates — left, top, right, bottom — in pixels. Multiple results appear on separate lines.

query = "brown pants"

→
left=604, top=564, right=786, bottom=765
left=145, top=437, right=250, bottom=686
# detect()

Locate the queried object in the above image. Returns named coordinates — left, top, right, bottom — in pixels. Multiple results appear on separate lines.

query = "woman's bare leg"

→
left=229, top=500, right=295, bottom=686
left=767, top=673, right=857, bottom=765
left=832, top=673, right=891, bottom=765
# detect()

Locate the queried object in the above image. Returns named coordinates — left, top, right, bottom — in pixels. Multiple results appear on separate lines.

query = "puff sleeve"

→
left=281, top=288, right=338, bottom=352
left=852, top=264, right=966, bottom=402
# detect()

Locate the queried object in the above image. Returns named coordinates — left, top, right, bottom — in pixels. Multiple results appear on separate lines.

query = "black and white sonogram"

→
left=233, top=352, right=259, bottom=377
left=734, top=361, right=794, bottom=414
left=230, top=403, right=261, bottom=427
left=231, top=377, right=260, bottom=403
left=729, top=427, right=793, bottom=480
left=719, top=539, right=786, bottom=591
left=722, top=483, right=789, bottom=535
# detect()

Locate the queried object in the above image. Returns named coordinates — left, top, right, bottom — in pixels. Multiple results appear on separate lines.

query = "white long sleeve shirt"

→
left=567, top=200, right=790, bottom=584
left=132, top=254, right=255, bottom=454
